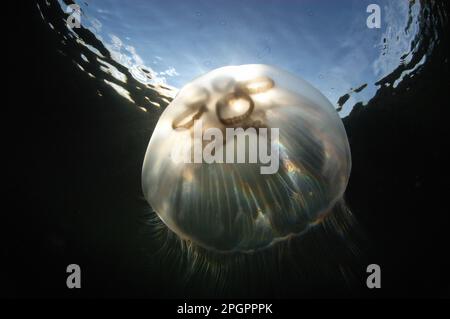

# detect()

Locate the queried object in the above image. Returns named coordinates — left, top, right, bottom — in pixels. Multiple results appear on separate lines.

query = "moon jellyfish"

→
left=142, top=64, right=351, bottom=252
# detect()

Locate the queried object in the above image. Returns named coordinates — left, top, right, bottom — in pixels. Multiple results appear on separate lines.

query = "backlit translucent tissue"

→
left=142, top=64, right=351, bottom=252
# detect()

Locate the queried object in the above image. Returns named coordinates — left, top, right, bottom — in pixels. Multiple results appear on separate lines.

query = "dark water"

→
left=4, top=0, right=449, bottom=298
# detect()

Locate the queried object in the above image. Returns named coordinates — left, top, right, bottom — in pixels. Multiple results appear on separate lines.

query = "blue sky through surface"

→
left=58, top=0, right=421, bottom=116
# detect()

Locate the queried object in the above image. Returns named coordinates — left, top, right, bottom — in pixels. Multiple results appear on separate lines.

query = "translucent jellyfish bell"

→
left=142, top=64, right=351, bottom=252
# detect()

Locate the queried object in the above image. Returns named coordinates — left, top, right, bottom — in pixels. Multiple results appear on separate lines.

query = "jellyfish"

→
left=142, top=64, right=351, bottom=253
